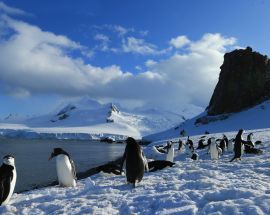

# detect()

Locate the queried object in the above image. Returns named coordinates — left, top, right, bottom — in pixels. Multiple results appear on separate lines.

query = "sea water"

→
left=0, top=138, right=125, bottom=192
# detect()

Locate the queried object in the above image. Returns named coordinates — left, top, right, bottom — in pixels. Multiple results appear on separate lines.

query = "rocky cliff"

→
left=207, top=47, right=270, bottom=115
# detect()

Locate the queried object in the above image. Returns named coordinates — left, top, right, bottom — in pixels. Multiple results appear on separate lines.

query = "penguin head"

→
left=210, top=137, right=216, bottom=144
left=3, top=154, right=15, bottom=166
left=238, top=129, right=244, bottom=136
left=49, top=148, right=68, bottom=160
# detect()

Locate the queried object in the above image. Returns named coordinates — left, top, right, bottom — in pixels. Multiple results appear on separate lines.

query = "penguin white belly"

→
left=166, top=148, right=174, bottom=162
left=228, top=141, right=234, bottom=152
left=56, top=155, right=76, bottom=187
left=185, top=144, right=191, bottom=155
left=210, top=144, right=219, bottom=160
left=241, top=144, right=245, bottom=155
left=1, top=168, right=17, bottom=205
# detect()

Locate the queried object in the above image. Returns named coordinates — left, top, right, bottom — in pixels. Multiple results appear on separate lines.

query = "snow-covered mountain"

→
left=144, top=99, right=270, bottom=142
left=1, top=113, right=30, bottom=123
left=0, top=97, right=203, bottom=140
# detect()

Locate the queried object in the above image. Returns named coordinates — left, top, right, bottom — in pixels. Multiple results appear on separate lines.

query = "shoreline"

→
left=17, top=157, right=123, bottom=194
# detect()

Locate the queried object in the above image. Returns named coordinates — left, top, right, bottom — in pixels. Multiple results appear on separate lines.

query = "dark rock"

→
left=207, top=47, right=270, bottom=115
left=58, top=113, right=69, bottom=120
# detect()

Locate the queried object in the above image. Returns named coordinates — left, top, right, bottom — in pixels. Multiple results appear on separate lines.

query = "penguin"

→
left=209, top=138, right=222, bottom=160
left=120, top=137, right=146, bottom=188
left=227, top=138, right=235, bottom=152
left=0, top=155, right=17, bottom=206
left=49, top=148, right=76, bottom=187
left=219, top=139, right=226, bottom=154
left=255, top=140, right=262, bottom=145
left=147, top=160, right=175, bottom=172
left=96, top=163, right=123, bottom=176
left=166, top=142, right=174, bottom=162
left=230, top=129, right=245, bottom=162
left=178, top=139, right=184, bottom=151
left=154, top=145, right=167, bottom=154
left=186, top=137, right=194, bottom=148
left=197, top=139, right=207, bottom=150
left=223, top=134, right=229, bottom=148
left=246, top=133, right=255, bottom=148
left=185, top=142, right=192, bottom=156
left=191, top=153, right=199, bottom=160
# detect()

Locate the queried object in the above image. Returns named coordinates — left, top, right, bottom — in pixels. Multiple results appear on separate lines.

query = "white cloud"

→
left=0, top=13, right=237, bottom=111
left=94, top=33, right=110, bottom=51
left=94, top=33, right=109, bottom=42
left=0, top=2, right=28, bottom=16
left=169, top=35, right=190, bottom=49
left=145, top=59, right=157, bottom=67
left=122, top=37, right=158, bottom=55
left=189, top=33, right=236, bottom=53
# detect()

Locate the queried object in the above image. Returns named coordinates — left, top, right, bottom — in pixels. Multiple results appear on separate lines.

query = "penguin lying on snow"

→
left=148, top=160, right=175, bottom=172
left=0, top=155, right=17, bottom=206
left=244, top=133, right=263, bottom=154
left=120, top=137, right=148, bottom=188
left=49, top=148, right=76, bottom=187
left=96, top=163, right=123, bottom=176
left=154, top=145, right=167, bottom=154
left=197, top=139, right=207, bottom=150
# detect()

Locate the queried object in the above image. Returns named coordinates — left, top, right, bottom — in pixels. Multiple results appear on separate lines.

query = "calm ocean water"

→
left=0, top=138, right=125, bottom=192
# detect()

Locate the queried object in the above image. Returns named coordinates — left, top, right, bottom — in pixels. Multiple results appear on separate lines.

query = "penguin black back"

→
left=148, top=160, right=175, bottom=172
left=121, top=137, right=145, bottom=187
left=0, top=155, right=15, bottom=206
left=230, top=129, right=244, bottom=162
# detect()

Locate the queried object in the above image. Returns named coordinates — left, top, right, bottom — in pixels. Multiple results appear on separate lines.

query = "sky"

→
left=0, top=0, right=269, bottom=117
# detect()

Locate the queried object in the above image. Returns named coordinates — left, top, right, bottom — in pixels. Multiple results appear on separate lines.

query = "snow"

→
left=2, top=129, right=270, bottom=214
left=145, top=99, right=270, bottom=142
left=0, top=123, right=139, bottom=140
left=0, top=98, right=202, bottom=140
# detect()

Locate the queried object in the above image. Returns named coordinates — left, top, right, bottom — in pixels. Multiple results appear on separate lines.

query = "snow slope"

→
left=0, top=98, right=202, bottom=140
left=145, top=100, right=270, bottom=142
left=1, top=129, right=270, bottom=214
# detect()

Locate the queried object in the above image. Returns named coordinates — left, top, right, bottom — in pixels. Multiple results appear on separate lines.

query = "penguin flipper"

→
left=0, top=166, right=13, bottom=204
left=70, top=159, right=77, bottom=180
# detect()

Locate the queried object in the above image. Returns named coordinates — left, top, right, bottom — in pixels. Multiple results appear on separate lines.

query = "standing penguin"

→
left=120, top=137, right=146, bottom=188
left=49, top=148, right=76, bottom=187
left=227, top=138, right=235, bottom=152
left=223, top=134, right=229, bottom=148
left=178, top=139, right=184, bottom=151
left=209, top=138, right=222, bottom=160
left=230, top=129, right=245, bottom=162
left=166, top=142, right=174, bottom=162
left=0, top=155, right=17, bottom=206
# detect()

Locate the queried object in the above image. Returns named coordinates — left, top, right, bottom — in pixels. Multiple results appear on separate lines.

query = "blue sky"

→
left=0, top=0, right=269, bottom=117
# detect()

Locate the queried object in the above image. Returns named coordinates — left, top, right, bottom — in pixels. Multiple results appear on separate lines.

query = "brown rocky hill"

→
left=207, top=47, right=270, bottom=116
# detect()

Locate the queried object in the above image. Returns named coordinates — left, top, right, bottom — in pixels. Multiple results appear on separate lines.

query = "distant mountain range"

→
left=0, top=97, right=203, bottom=139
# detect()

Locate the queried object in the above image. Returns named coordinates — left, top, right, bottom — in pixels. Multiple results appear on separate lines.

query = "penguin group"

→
left=0, top=129, right=264, bottom=205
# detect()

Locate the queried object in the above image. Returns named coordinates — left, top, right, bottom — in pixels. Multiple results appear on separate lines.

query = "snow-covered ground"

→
left=145, top=99, right=270, bottom=142
left=0, top=98, right=202, bottom=140
left=2, top=129, right=270, bottom=214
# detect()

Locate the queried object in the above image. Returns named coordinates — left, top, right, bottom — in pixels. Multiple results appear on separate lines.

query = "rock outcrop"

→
left=207, top=47, right=270, bottom=115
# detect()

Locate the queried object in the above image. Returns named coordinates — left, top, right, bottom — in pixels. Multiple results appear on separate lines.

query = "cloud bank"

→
left=0, top=7, right=237, bottom=111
